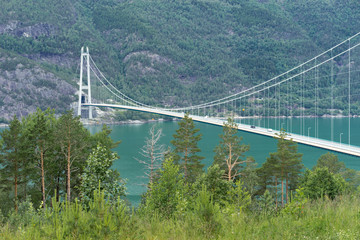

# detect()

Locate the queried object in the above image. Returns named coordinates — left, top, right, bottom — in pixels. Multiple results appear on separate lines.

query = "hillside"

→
left=0, top=0, right=360, bottom=120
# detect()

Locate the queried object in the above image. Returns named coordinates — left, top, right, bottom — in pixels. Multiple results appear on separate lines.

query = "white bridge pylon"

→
left=79, top=31, right=360, bottom=157
left=77, top=47, right=93, bottom=119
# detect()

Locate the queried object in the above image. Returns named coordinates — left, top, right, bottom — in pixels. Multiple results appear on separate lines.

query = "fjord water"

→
left=87, top=117, right=360, bottom=206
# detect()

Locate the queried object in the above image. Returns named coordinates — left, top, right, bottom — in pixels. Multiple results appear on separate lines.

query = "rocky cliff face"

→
left=0, top=17, right=79, bottom=121
left=0, top=20, right=57, bottom=38
left=0, top=54, right=77, bottom=121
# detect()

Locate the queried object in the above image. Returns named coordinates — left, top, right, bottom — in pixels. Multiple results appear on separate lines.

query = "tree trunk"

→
left=41, top=146, right=46, bottom=208
left=14, top=160, right=18, bottom=212
left=184, top=147, right=188, bottom=180
left=281, top=168, right=284, bottom=207
left=281, top=179, right=284, bottom=207
left=56, top=176, right=60, bottom=202
left=67, top=141, right=71, bottom=202
left=286, top=177, right=289, bottom=204
left=228, top=145, right=232, bottom=181
left=24, top=174, right=27, bottom=200
left=275, top=176, right=278, bottom=209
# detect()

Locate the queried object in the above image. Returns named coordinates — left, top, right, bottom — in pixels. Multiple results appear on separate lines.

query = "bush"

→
left=301, top=168, right=348, bottom=200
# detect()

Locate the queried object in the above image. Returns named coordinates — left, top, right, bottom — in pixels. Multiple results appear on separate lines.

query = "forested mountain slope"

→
left=0, top=0, right=359, bottom=120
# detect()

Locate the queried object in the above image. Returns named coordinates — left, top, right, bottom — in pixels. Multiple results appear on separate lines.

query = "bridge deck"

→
left=84, top=103, right=360, bottom=157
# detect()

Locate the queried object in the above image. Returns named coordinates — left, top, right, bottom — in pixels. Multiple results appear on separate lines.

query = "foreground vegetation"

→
left=0, top=184, right=359, bottom=239
left=1, top=110, right=360, bottom=239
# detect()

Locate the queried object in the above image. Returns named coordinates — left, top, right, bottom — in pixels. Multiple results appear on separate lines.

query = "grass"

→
left=0, top=194, right=360, bottom=239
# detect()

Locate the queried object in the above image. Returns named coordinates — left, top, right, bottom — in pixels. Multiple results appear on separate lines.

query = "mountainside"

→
left=0, top=0, right=360, bottom=120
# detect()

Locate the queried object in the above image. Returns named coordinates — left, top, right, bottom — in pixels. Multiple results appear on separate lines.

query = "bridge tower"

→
left=77, top=47, right=93, bottom=119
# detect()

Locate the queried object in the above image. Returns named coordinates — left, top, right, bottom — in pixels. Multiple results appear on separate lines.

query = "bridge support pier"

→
left=77, top=47, right=93, bottom=119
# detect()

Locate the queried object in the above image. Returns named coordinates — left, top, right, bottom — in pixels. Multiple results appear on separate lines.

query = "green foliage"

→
left=314, top=152, right=360, bottom=191
left=258, top=189, right=275, bottom=216
left=2, top=183, right=360, bottom=239
left=224, top=179, right=251, bottom=214
left=55, top=110, right=92, bottom=202
left=282, top=187, right=308, bottom=218
left=193, top=164, right=232, bottom=206
left=0, top=109, right=121, bottom=213
left=170, top=114, right=204, bottom=183
left=0, top=115, right=23, bottom=211
left=79, top=144, right=126, bottom=205
left=1, top=188, right=136, bottom=239
left=301, top=167, right=348, bottom=200
left=113, top=110, right=167, bottom=121
left=313, top=152, right=346, bottom=174
left=7, top=196, right=37, bottom=229
left=266, top=129, right=303, bottom=205
left=142, top=158, right=188, bottom=218
left=91, top=124, right=120, bottom=148
left=3, top=0, right=359, bottom=110
left=239, top=156, right=259, bottom=197
left=190, top=185, right=222, bottom=237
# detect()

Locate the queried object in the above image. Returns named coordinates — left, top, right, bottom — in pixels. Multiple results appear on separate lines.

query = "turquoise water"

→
left=87, top=118, right=360, bottom=206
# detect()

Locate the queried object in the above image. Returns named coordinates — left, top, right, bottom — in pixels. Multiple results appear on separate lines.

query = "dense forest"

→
left=1, top=0, right=360, bottom=120
left=0, top=109, right=359, bottom=238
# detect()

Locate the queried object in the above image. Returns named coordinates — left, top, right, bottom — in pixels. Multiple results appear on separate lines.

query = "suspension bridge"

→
left=77, top=32, right=360, bottom=157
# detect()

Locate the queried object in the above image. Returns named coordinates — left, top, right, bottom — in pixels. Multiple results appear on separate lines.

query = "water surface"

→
left=87, top=117, right=360, bottom=205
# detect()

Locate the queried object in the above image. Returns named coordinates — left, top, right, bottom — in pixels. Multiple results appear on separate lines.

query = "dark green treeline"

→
left=0, top=108, right=125, bottom=215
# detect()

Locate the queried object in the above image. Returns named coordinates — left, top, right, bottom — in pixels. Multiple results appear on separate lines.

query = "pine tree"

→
left=258, top=155, right=280, bottom=208
left=26, top=108, right=56, bottom=208
left=239, top=157, right=259, bottom=197
left=213, top=118, right=250, bottom=181
left=56, top=111, right=91, bottom=202
left=0, top=115, right=23, bottom=211
left=143, top=158, right=188, bottom=217
left=170, top=113, right=204, bottom=183
left=269, top=129, right=303, bottom=206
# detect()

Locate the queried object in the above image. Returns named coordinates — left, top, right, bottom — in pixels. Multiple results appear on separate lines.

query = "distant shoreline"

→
left=1, top=115, right=358, bottom=128
left=80, top=118, right=174, bottom=126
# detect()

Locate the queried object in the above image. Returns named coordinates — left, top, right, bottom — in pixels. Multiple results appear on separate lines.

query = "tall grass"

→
left=1, top=194, right=359, bottom=239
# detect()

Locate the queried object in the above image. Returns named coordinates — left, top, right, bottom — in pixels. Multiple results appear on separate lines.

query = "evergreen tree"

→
left=193, top=164, right=232, bottom=206
left=0, top=115, right=23, bottom=211
left=258, top=156, right=280, bottom=208
left=26, top=108, right=56, bottom=208
left=170, top=113, right=204, bottom=183
left=258, top=190, right=275, bottom=215
left=239, top=157, right=259, bottom=198
left=268, top=129, right=303, bottom=206
left=142, top=158, right=188, bottom=217
left=213, top=118, right=250, bottom=181
left=91, top=124, right=121, bottom=156
left=55, top=111, right=91, bottom=202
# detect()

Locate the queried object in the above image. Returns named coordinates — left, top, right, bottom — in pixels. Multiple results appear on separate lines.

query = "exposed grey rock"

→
left=23, top=53, right=76, bottom=68
left=0, top=59, right=77, bottom=121
left=0, top=21, right=58, bottom=38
